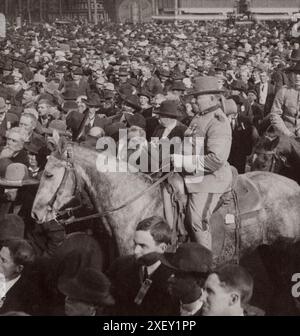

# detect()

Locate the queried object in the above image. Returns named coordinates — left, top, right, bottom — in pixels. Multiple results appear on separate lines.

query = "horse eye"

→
left=44, top=171, right=53, bottom=178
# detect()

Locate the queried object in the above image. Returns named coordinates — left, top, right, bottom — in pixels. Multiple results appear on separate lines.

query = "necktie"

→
left=143, top=267, right=149, bottom=281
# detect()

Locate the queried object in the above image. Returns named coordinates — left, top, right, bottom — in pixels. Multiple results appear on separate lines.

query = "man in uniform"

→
left=172, top=77, right=232, bottom=251
left=269, top=63, right=300, bottom=137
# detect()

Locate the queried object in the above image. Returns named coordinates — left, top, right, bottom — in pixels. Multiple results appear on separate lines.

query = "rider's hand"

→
left=171, top=154, right=197, bottom=172
left=270, top=114, right=294, bottom=137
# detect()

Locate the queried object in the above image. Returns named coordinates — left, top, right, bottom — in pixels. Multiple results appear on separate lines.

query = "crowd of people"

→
left=0, top=18, right=300, bottom=316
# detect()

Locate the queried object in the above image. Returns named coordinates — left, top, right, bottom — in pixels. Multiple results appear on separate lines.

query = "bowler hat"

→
left=155, top=100, right=182, bottom=119
left=159, top=242, right=212, bottom=274
left=188, top=76, right=224, bottom=97
left=58, top=268, right=115, bottom=306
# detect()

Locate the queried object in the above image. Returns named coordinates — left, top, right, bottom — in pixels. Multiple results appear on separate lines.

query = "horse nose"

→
left=31, top=210, right=39, bottom=222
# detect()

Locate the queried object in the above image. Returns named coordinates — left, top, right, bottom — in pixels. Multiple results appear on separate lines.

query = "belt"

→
left=282, top=114, right=300, bottom=127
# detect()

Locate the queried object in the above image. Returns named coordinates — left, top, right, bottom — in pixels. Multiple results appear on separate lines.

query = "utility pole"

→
left=59, top=0, right=63, bottom=18
left=39, top=0, right=43, bottom=21
left=4, top=0, right=9, bottom=16
left=87, top=0, right=92, bottom=22
left=93, top=0, right=98, bottom=24
left=27, top=0, right=32, bottom=23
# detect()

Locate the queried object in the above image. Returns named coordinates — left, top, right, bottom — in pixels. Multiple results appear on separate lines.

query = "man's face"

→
left=0, top=247, right=22, bottom=281
left=6, top=131, right=25, bottom=152
left=292, top=73, right=300, bottom=89
left=260, top=72, right=268, bottom=83
left=19, top=116, right=34, bottom=134
left=139, top=95, right=149, bottom=106
left=38, top=103, right=49, bottom=117
left=247, top=92, right=257, bottom=103
left=73, top=74, right=81, bottom=82
left=141, top=67, right=151, bottom=78
left=133, top=230, right=165, bottom=260
left=196, top=94, right=212, bottom=111
left=201, top=273, right=233, bottom=316
left=64, top=296, right=95, bottom=316
left=131, top=61, right=139, bottom=70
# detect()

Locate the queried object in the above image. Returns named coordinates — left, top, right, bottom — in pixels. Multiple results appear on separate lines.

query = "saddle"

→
left=163, top=167, right=263, bottom=256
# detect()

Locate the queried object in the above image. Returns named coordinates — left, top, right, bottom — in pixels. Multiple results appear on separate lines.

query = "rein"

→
left=52, top=158, right=173, bottom=226
left=254, top=150, right=279, bottom=173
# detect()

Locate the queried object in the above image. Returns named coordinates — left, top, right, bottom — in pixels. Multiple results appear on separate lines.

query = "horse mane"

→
left=54, top=142, right=153, bottom=185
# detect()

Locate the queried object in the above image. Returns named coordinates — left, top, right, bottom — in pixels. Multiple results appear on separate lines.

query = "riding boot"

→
left=193, top=230, right=212, bottom=251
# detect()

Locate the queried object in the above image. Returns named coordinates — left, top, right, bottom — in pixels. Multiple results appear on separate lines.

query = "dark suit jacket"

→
left=152, top=122, right=187, bottom=140
left=0, top=268, right=46, bottom=315
left=255, top=82, right=276, bottom=116
left=108, top=255, right=178, bottom=316
left=11, top=148, right=30, bottom=167
left=0, top=113, right=20, bottom=146
left=138, top=76, right=163, bottom=96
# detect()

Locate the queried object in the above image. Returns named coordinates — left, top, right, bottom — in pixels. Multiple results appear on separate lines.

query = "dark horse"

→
left=251, top=133, right=300, bottom=184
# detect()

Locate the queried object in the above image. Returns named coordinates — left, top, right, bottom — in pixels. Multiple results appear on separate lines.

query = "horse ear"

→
left=269, top=136, right=280, bottom=151
left=52, top=129, right=60, bottom=147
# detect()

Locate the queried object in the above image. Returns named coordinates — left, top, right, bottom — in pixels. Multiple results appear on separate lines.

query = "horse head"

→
left=32, top=135, right=80, bottom=223
left=250, top=135, right=290, bottom=173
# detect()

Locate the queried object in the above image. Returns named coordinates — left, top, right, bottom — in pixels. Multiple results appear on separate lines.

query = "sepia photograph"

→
left=0, top=0, right=300, bottom=320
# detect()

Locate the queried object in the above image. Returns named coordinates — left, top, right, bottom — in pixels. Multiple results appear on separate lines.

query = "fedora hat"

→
left=155, top=100, right=182, bottom=119
left=83, top=93, right=102, bottom=107
left=0, top=162, right=39, bottom=187
left=290, top=49, right=300, bottom=62
left=159, top=242, right=212, bottom=274
left=137, top=90, right=152, bottom=100
left=170, top=81, right=186, bottom=91
left=58, top=268, right=115, bottom=307
left=119, top=93, right=140, bottom=110
left=188, top=76, right=225, bottom=97
left=124, top=112, right=146, bottom=129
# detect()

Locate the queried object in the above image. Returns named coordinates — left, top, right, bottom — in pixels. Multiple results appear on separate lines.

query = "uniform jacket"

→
left=108, top=255, right=178, bottom=316
left=184, top=106, right=232, bottom=194
left=271, top=85, right=300, bottom=134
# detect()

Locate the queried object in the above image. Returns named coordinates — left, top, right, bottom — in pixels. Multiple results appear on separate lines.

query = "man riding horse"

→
left=268, top=62, right=300, bottom=138
left=171, top=77, right=233, bottom=251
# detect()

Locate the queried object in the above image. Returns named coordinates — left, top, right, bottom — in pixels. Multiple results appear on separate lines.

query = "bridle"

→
left=253, top=150, right=278, bottom=173
left=253, top=149, right=290, bottom=173
left=46, top=151, right=173, bottom=226
left=47, top=155, right=82, bottom=222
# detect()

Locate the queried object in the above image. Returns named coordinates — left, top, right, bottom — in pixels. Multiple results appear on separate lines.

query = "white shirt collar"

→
left=145, top=261, right=161, bottom=278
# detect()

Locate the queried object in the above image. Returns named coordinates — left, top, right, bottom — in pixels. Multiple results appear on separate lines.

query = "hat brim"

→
left=0, top=177, right=39, bottom=187
left=58, top=278, right=115, bottom=307
left=185, top=89, right=225, bottom=97
left=82, top=100, right=101, bottom=107
left=155, top=111, right=180, bottom=119
left=286, top=66, right=300, bottom=73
